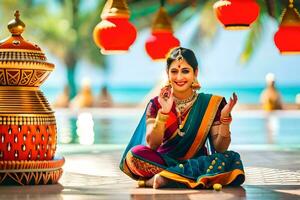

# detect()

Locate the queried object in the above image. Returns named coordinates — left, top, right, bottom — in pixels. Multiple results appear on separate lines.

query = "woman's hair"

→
left=166, top=47, right=198, bottom=71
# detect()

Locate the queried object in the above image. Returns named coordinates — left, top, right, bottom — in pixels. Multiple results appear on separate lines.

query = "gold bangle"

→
left=153, top=120, right=166, bottom=130
left=152, top=120, right=166, bottom=138
left=146, top=118, right=156, bottom=125
left=156, top=109, right=169, bottom=123
left=138, top=180, right=146, bottom=188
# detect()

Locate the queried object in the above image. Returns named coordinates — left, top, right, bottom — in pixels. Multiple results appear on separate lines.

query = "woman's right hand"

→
left=158, top=86, right=173, bottom=114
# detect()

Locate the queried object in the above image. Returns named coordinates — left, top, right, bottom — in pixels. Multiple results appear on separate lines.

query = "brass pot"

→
left=0, top=11, right=64, bottom=185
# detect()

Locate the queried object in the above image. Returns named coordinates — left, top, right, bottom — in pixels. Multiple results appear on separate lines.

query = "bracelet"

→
left=138, top=180, right=146, bottom=188
left=220, top=116, right=232, bottom=125
left=153, top=120, right=166, bottom=136
left=156, top=109, right=169, bottom=123
left=153, top=120, right=165, bottom=129
left=151, top=110, right=169, bottom=135
left=146, top=118, right=156, bottom=125
left=160, top=110, right=171, bottom=115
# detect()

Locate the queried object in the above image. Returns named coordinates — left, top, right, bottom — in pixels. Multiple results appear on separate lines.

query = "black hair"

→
left=166, top=47, right=198, bottom=71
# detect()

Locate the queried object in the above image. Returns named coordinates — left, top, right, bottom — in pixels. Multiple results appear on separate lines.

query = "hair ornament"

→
left=176, top=48, right=183, bottom=61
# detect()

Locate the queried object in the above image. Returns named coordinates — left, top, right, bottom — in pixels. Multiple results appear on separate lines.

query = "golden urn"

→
left=0, top=11, right=64, bottom=185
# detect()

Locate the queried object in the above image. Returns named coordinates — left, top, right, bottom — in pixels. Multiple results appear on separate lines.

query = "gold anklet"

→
left=137, top=180, right=146, bottom=188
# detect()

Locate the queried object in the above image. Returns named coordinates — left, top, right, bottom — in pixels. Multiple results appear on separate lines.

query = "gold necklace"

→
left=174, top=91, right=197, bottom=105
left=174, top=92, right=197, bottom=114
left=174, top=92, right=198, bottom=136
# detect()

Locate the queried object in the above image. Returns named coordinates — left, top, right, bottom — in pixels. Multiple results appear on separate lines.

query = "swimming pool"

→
left=54, top=108, right=300, bottom=148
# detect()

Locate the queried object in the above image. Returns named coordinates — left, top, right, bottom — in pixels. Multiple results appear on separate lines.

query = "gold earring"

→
left=192, top=78, right=201, bottom=90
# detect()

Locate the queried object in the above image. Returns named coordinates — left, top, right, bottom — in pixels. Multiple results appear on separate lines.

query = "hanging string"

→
left=160, top=0, right=165, bottom=7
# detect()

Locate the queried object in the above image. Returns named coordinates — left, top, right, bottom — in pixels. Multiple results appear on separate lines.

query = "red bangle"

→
left=160, top=111, right=170, bottom=115
left=159, top=109, right=170, bottom=115
left=220, top=116, right=232, bottom=124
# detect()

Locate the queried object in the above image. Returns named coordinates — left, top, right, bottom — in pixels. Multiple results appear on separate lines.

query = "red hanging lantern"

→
left=274, top=0, right=300, bottom=55
left=213, top=0, right=260, bottom=30
left=93, top=0, right=137, bottom=54
left=145, top=7, right=180, bottom=61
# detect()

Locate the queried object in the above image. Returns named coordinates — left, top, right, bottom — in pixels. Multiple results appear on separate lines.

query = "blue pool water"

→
left=47, top=85, right=300, bottom=147
left=55, top=109, right=300, bottom=146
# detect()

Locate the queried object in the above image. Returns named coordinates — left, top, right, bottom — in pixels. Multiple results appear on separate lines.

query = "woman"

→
left=120, top=47, right=245, bottom=189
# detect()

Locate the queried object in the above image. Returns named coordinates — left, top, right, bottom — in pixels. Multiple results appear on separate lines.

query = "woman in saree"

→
left=120, top=47, right=245, bottom=189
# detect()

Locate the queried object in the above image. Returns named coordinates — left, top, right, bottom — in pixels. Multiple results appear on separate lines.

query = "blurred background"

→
left=0, top=0, right=299, bottom=148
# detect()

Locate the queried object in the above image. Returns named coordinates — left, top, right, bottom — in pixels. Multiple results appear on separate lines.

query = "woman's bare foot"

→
left=144, top=176, right=155, bottom=187
left=139, top=174, right=168, bottom=188
left=153, top=174, right=168, bottom=189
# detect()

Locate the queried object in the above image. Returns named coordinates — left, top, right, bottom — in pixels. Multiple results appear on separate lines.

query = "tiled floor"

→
left=0, top=149, right=299, bottom=199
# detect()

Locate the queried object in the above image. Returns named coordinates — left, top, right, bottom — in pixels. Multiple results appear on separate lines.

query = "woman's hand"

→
left=158, top=86, right=173, bottom=114
left=221, top=92, right=238, bottom=117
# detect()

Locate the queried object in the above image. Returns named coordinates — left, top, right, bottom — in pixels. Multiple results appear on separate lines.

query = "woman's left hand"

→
left=221, top=92, right=238, bottom=117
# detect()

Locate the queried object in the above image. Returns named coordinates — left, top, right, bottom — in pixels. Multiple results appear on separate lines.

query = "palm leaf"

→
left=239, top=14, right=265, bottom=64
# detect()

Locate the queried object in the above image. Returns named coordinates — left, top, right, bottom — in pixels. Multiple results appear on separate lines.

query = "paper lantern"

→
left=93, top=0, right=137, bottom=54
left=274, top=0, right=300, bottom=54
left=145, top=7, right=180, bottom=61
left=214, top=0, right=260, bottom=30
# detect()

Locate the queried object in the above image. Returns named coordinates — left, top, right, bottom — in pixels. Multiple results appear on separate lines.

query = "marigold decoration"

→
left=93, top=0, right=137, bottom=54
left=0, top=11, right=64, bottom=185
left=274, top=0, right=300, bottom=55
left=145, top=6, right=180, bottom=61
left=213, top=0, right=260, bottom=30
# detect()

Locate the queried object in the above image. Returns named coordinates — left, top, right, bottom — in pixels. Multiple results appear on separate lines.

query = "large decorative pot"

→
left=0, top=11, right=64, bottom=185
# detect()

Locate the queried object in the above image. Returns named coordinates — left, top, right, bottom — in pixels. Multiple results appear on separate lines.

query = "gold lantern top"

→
left=101, top=0, right=130, bottom=19
left=280, top=0, right=300, bottom=26
left=152, top=7, right=173, bottom=32
left=0, top=10, right=54, bottom=87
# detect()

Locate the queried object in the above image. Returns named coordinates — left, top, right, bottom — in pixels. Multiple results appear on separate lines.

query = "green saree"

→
left=120, top=93, right=245, bottom=188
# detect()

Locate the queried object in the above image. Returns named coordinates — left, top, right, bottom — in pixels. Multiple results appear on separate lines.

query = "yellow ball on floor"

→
left=213, top=183, right=222, bottom=191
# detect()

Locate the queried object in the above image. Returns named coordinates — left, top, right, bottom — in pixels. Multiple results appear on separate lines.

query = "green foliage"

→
left=0, top=0, right=107, bottom=97
left=239, top=1, right=267, bottom=64
left=0, top=0, right=106, bottom=67
left=239, top=15, right=264, bottom=64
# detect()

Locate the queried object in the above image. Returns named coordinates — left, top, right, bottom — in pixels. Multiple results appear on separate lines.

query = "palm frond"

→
left=239, top=14, right=265, bottom=64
